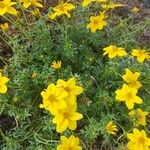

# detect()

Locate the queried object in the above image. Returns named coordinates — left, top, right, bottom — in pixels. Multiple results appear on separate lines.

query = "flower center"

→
left=48, top=95, right=57, bottom=103
left=93, top=19, right=99, bottom=25
left=63, top=112, right=70, bottom=119
left=138, top=136, right=145, bottom=145
left=127, top=92, right=133, bottom=99
left=65, top=87, right=70, bottom=93
left=59, top=6, right=65, bottom=12
left=68, top=147, right=74, bottom=150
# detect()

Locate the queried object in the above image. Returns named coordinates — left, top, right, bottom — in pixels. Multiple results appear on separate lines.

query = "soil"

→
left=0, top=114, right=16, bottom=132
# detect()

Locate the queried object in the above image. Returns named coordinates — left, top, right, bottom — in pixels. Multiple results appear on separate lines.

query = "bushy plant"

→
left=0, top=0, right=150, bottom=150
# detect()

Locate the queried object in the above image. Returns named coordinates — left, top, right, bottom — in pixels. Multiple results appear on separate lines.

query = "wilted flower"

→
left=106, top=121, right=118, bottom=135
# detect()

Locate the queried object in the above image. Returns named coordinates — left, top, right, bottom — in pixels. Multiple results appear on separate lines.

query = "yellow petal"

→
left=0, top=85, right=7, bottom=93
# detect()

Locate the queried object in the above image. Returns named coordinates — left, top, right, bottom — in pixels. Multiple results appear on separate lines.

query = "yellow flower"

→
left=19, top=0, right=43, bottom=9
left=132, top=6, right=139, bottom=13
left=40, top=83, right=68, bottom=114
left=129, top=108, right=148, bottom=126
left=101, top=3, right=124, bottom=9
left=0, top=22, right=9, bottom=31
left=12, top=96, right=19, bottom=103
left=127, top=128, right=150, bottom=150
left=49, top=1, right=75, bottom=20
left=115, top=84, right=142, bottom=109
left=57, top=77, right=83, bottom=105
left=53, top=103, right=83, bottom=133
left=106, top=121, right=118, bottom=135
left=131, top=49, right=150, bottom=63
left=122, top=69, right=142, bottom=89
left=0, top=0, right=17, bottom=16
left=57, top=135, right=82, bottom=150
left=31, top=72, right=38, bottom=79
left=82, top=0, right=107, bottom=7
left=87, top=12, right=107, bottom=32
left=31, top=8, right=40, bottom=16
left=0, top=73, right=9, bottom=94
left=51, top=60, right=61, bottom=69
left=103, top=45, right=127, bottom=58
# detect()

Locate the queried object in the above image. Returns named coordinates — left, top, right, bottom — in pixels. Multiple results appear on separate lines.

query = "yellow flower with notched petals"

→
left=82, top=0, right=107, bottom=7
left=131, top=49, right=150, bottom=63
left=106, top=121, right=118, bottom=135
left=103, top=45, right=127, bottom=58
left=129, top=108, right=148, bottom=126
left=57, top=77, right=83, bottom=105
left=19, top=0, right=43, bottom=9
left=57, top=135, right=82, bottom=150
left=0, top=0, right=17, bottom=16
left=40, top=83, right=68, bottom=115
left=127, top=128, right=150, bottom=150
left=49, top=1, right=75, bottom=20
left=53, top=103, right=83, bottom=133
left=122, top=69, right=142, bottom=89
left=115, top=84, right=142, bottom=109
left=132, top=6, right=139, bottom=13
left=0, top=23, right=9, bottom=31
left=87, top=12, right=107, bottom=32
left=0, top=73, right=9, bottom=94
left=101, top=3, right=124, bottom=9
left=31, top=8, right=40, bottom=16
left=51, top=60, right=61, bottom=69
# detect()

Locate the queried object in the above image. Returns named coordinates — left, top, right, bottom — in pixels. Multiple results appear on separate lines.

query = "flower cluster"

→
left=115, top=68, right=143, bottom=109
left=114, top=69, right=149, bottom=149
left=48, top=0, right=125, bottom=33
left=40, top=77, right=83, bottom=133
left=102, top=45, right=150, bottom=63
